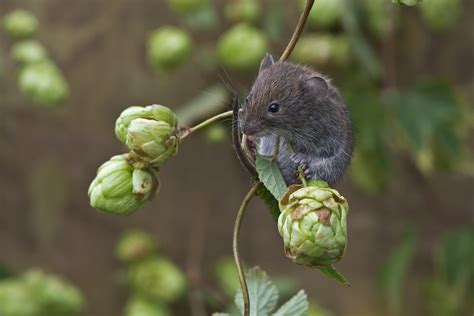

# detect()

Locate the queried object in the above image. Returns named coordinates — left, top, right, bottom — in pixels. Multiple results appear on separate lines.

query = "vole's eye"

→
left=268, top=102, right=279, bottom=113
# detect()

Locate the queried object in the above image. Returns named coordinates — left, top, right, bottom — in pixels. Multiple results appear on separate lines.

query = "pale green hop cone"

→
left=3, top=10, right=38, bottom=40
left=21, top=269, right=84, bottom=315
left=116, top=230, right=157, bottom=263
left=128, top=256, right=187, bottom=303
left=11, top=40, right=48, bottom=65
left=125, top=296, right=170, bottom=316
left=88, top=155, right=159, bottom=215
left=115, top=105, right=179, bottom=166
left=278, top=181, right=349, bottom=267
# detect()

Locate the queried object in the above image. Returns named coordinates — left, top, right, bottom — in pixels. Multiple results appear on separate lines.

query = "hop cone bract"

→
left=278, top=181, right=349, bottom=267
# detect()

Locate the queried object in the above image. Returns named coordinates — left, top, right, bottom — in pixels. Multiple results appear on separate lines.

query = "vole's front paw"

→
left=291, top=154, right=313, bottom=179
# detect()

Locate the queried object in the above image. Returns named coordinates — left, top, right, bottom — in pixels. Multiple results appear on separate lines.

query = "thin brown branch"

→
left=279, top=0, right=315, bottom=62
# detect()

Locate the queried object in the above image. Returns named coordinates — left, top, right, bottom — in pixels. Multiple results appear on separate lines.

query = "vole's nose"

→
left=241, top=123, right=258, bottom=136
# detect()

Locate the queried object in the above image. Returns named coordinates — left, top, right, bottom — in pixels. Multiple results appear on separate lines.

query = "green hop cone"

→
left=116, top=230, right=157, bottom=263
left=302, top=0, right=342, bottom=30
left=420, top=0, right=460, bottom=32
left=292, top=34, right=349, bottom=68
left=224, top=0, right=261, bottom=24
left=126, top=118, right=179, bottom=166
left=125, top=296, right=170, bottom=316
left=147, top=26, right=192, bottom=71
left=88, top=155, right=159, bottom=215
left=0, top=280, right=41, bottom=316
left=21, top=269, right=83, bottom=315
left=115, top=104, right=179, bottom=166
left=217, top=23, right=268, bottom=71
left=11, top=40, right=48, bottom=65
left=278, top=181, right=349, bottom=267
left=128, top=256, right=187, bottom=303
left=18, top=62, right=68, bottom=106
left=167, top=0, right=207, bottom=14
left=3, top=10, right=38, bottom=40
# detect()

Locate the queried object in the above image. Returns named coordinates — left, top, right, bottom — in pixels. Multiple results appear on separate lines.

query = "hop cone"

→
left=18, top=62, right=68, bottom=106
left=3, top=10, right=38, bottom=40
left=115, top=105, right=179, bottom=166
left=0, top=280, right=41, bottom=316
left=88, top=155, right=159, bottom=215
left=116, top=230, right=157, bottom=263
left=128, top=256, right=186, bottom=303
left=125, top=296, right=170, bottom=316
left=22, top=269, right=83, bottom=315
left=278, top=181, right=348, bottom=267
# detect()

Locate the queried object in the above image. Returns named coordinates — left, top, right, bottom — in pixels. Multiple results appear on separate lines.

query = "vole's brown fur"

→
left=239, top=54, right=353, bottom=186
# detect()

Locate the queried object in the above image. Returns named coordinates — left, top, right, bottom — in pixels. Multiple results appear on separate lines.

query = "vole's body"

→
left=239, top=54, right=353, bottom=186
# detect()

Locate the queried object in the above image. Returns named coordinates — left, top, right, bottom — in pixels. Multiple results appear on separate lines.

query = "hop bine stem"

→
left=179, top=110, right=233, bottom=139
left=279, top=0, right=315, bottom=62
left=233, top=182, right=262, bottom=316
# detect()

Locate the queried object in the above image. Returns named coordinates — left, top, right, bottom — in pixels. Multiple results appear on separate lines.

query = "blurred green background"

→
left=0, top=0, right=473, bottom=315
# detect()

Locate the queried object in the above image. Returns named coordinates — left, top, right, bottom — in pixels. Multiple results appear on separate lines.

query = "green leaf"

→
left=255, top=152, right=288, bottom=202
left=235, top=267, right=279, bottom=316
left=264, top=0, right=284, bottom=42
left=377, top=229, right=416, bottom=314
left=318, top=266, right=350, bottom=286
left=346, top=91, right=391, bottom=194
left=341, top=0, right=381, bottom=79
left=175, top=84, right=229, bottom=126
left=256, top=184, right=280, bottom=223
left=273, top=290, right=308, bottom=316
left=438, top=228, right=474, bottom=288
left=384, top=81, right=469, bottom=173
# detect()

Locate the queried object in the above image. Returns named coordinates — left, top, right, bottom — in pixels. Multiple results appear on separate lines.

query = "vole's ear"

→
left=301, top=76, right=329, bottom=101
left=259, top=53, right=275, bottom=73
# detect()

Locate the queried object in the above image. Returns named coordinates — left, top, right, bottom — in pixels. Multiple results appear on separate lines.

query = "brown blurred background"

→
left=0, top=0, right=473, bottom=315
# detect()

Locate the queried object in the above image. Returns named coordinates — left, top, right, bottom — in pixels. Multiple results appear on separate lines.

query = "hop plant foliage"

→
left=278, top=181, right=348, bottom=267
left=419, top=0, right=461, bottom=31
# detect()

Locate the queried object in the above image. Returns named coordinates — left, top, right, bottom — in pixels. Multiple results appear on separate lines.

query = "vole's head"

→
left=239, top=54, right=329, bottom=139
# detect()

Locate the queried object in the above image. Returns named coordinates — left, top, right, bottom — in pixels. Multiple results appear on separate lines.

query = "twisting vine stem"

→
left=279, top=0, right=315, bottom=62
left=179, top=110, right=233, bottom=139
left=233, top=182, right=262, bottom=316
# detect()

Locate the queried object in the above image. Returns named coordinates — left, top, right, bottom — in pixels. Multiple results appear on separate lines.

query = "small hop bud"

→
left=125, top=296, right=170, bottom=316
left=88, top=155, right=159, bottom=215
left=11, top=40, right=48, bottom=65
left=128, top=257, right=187, bottom=303
left=21, top=270, right=83, bottom=315
left=18, top=62, right=68, bottom=106
left=127, top=118, right=179, bottom=166
left=278, top=181, right=349, bottom=267
left=3, top=10, right=38, bottom=40
left=115, top=105, right=179, bottom=166
left=116, top=230, right=157, bottom=263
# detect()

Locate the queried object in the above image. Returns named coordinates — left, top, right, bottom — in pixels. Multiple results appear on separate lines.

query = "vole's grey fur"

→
left=239, top=54, right=353, bottom=186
